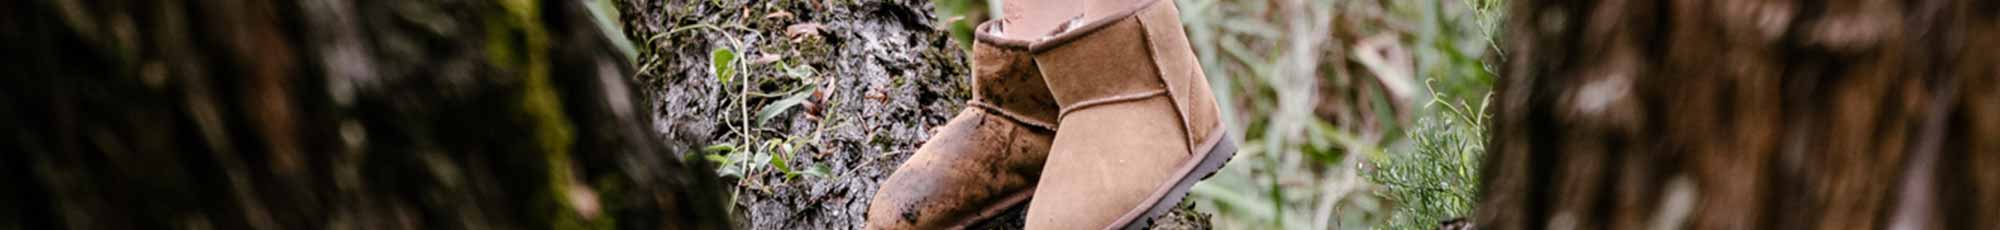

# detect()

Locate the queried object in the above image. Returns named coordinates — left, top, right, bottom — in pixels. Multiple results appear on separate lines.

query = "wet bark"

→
left=1482, top=0, right=2000, bottom=229
left=0, top=0, right=728, bottom=229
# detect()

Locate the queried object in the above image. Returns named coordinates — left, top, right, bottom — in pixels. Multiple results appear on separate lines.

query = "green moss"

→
left=484, top=2, right=612, bottom=229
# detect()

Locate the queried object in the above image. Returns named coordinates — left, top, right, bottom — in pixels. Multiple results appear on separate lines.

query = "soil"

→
left=617, top=0, right=1212, bottom=229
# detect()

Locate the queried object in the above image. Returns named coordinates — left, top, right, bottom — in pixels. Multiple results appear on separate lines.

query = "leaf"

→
left=778, top=141, right=807, bottom=180
left=730, top=150, right=752, bottom=165
left=710, top=48, right=737, bottom=84
left=717, top=164, right=742, bottom=178
left=703, top=143, right=737, bottom=153
left=704, top=154, right=728, bottom=163
left=770, top=149, right=792, bottom=175
left=703, top=143, right=743, bottom=177
left=756, top=86, right=818, bottom=125
left=748, top=151, right=770, bottom=170
left=780, top=139, right=796, bottom=156
left=708, top=153, right=741, bottom=178
left=798, top=163, right=832, bottom=179
left=783, top=63, right=817, bottom=79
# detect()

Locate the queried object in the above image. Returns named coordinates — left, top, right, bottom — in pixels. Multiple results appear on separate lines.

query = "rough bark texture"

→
left=0, top=0, right=728, bottom=229
left=1482, top=0, right=2000, bottom=229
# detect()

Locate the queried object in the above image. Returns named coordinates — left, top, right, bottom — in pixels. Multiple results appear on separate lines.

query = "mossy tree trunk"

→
left=1482, top=0, right=2000, bottom=228
left=0, top=0, right=728, bottom=229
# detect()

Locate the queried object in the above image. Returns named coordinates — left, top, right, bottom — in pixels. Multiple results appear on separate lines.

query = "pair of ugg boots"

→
left=866, top=0, right=1235, bottom=229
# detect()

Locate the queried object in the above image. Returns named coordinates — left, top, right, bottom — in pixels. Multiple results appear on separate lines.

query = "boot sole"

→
left=1110, top=129, right=1238, bottom=230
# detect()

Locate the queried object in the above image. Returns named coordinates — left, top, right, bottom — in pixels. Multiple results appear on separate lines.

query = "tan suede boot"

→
left=995, top=0, right=1237, bottom=228
left=864, top=20, right=1063, bottom=230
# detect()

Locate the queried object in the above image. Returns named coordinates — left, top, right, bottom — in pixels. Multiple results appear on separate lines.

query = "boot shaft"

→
left=970, top=23, right=1062, bottom=130
left=1026, top=0, right=1224, bottom=154
left=1008, top=0, right=1238, bottom=228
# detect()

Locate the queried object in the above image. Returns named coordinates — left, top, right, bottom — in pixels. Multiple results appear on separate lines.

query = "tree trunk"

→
left=0, top=0, right=728, bottom=229
left=1481, top=0, right=2000, bottom=229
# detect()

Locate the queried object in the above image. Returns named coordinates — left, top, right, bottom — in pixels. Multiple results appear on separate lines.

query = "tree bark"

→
left=0, top=0, right=728, bottom=229
left=1482, top=0, right=2000, bottom=229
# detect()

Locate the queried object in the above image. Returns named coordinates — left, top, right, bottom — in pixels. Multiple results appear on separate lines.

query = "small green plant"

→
left=1366, top=86, right=1488, bottom=230
left=710, top=48, right=737, bottom=84
left=767, top=139, right=794, bottom=177
left=697, top=32, right=837, bottom=187
left=706, top=137, right=833, bottom=181
left=767, top=138, right=834, bottom=181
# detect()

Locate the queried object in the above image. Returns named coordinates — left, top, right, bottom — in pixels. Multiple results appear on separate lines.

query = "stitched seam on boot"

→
left=1054, top=89, right=1167, bottom=118
left=1135, top=3, right=1203, bottom=156
left=970, top=100, right=1058, bottom=131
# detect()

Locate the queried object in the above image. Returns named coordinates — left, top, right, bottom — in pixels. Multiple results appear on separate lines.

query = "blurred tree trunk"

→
left=0, top=0, right=727, bottom=229
left=1481, top=0, right=2000, bottom=229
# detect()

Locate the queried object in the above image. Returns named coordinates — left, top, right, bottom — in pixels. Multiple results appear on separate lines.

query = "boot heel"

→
left=1117, top=131, right=1237, bottom=230
left=1194, top=131, right=1238, bottom=181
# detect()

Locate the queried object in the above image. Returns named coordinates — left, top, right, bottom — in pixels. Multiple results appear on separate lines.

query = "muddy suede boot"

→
left=997, top=0, right=1237, bottom=228
left=864, top=20, right=1063, bottom=230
